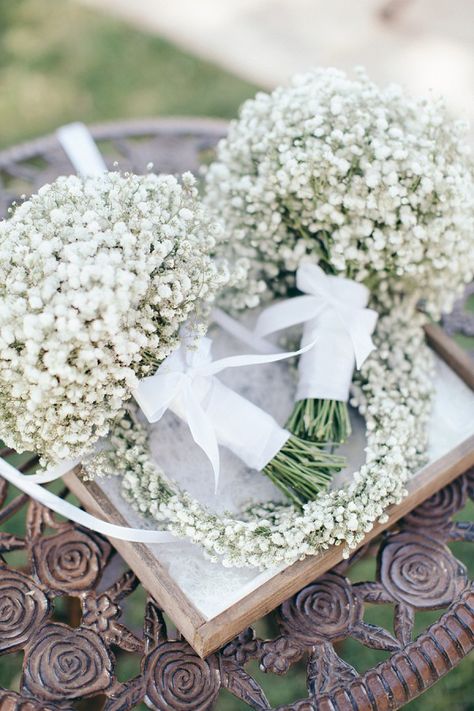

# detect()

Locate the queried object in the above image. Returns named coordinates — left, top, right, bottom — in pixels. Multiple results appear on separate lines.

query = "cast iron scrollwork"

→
left=2, top=463, right=472, bottom=710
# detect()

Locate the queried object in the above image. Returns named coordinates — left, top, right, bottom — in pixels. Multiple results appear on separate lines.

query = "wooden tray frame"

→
left=64, top=323, right=474, bottom=657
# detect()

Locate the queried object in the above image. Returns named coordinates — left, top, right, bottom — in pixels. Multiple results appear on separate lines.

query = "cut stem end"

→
left=263, top=435, right=346, bottom=507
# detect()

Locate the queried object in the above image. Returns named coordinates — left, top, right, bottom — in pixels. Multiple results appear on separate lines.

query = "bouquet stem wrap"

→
left=133, top=335, right=344, bottom=502
left=296, top=272, right=376, bottom=403
left=256, top=263, right=378, bottom=443
left=177, top=378, right=290, bottom=472
left=134, top=338, right=296, bottom=487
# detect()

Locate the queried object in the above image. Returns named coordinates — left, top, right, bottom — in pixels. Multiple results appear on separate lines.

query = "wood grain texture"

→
left=64, top=472, right=207, bottom=645
left=425, top=322, right=474, bottom=390
left=192, top=434, right=474, bottom=656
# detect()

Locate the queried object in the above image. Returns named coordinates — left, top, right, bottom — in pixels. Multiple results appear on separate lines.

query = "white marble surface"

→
left=98, top=325, right=474, bottom=619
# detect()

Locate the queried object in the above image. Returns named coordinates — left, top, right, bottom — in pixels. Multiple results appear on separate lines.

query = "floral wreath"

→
left=82, top=67, right=474, bottom=569
left=88, top=299, right=434, bottom=569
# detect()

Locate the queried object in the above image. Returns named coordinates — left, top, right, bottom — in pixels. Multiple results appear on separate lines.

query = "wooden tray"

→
left=64, top=323, right=474, bottom=657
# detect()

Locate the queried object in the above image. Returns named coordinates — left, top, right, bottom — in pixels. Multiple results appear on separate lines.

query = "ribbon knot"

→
left=256, top=263, right=378, bottom=370
left=134, top=337, right=221, bottom=491
left=133, top=334, right=315, bottom=492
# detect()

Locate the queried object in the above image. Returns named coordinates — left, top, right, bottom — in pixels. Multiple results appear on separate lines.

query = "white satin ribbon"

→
left=134, top=335, right=315, bottom=491
left=0, top=124, right=308, bottom=544
left=212, top=307, right=280, bottom=355
left=56, top=122, right=107, bottom=177
left=255, top=263, right=378, bottom=402
left=23, top=457, right=82, bottom=484
left=0, top=456, right=178, bottom=543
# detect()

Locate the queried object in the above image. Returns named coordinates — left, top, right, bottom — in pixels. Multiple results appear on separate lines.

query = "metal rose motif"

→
left=0, top=568, right=50, bottom=653
left=143, top=641, right=220, bottom=710
left=280, top=572, right=362, bottom=644
left=378, top=531, right=468, bottom=609
left=22, top=623, right=113, bottom=702
left=401, top=478, right=467, bottom=532
left=31, top=527, right=110, bottom=594
left=1, top=125, right=474, bottom=711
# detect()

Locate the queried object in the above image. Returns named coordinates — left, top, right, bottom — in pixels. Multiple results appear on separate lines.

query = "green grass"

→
left=0, top=1, right=472, bottom=709
left=0, top=0, right=259, bottom=149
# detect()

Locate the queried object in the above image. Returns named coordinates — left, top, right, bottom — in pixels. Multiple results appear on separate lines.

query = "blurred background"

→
left=0, top=0, right=473, bottom=709
left=1, top=0, right=473, bottom=149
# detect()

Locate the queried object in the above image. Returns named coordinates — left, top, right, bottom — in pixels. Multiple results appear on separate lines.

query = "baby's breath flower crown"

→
left=204, top=67, right=474, bottom=446
left=87, top=302, right=435, bottom=569
left=0, top=171, right=230, bottom=465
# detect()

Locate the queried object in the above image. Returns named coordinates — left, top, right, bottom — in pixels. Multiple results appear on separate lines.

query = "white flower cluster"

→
left=205, top=67, right=474, bottom=316
left=0, top=171, right=230, bottom=465
left=101, top=302, right=434, bottom=569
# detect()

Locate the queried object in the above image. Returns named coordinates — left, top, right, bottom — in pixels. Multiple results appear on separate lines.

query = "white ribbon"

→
left=0, top=330, right=308, bottom=542
left=212, top=307, right=281, bottom=355
left=0, top=456, right=179, bottom=543
left=56, top=122, right=107, bottom=177
left=255, top=263, right=378, bottom=402
left=20, top=457, right=82, bottom=484
left=134, top=335, right=315, bottom=491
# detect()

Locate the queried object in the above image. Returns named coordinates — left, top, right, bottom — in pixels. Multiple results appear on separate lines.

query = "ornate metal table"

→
left=0, top=119, right=473, bottom=711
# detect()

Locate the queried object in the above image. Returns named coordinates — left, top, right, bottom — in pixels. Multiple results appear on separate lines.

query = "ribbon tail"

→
left=211, top=307, right=280, bottom=355
left=352, top=333, right=375, bottom=369
left=184, top=384, right=221, bottom=494
left=26, top=457, right=83, bottom=484
left=0, top=458, right=179, bottom=543
left=339, top=308, right=378, bottom=369
left=255, top=295, right=324, bottom=337
left=199, top=337, right=319, bottom=377
left=352, top=308, right=378, bottom=368
left=56, top=122, right=107, bottom=177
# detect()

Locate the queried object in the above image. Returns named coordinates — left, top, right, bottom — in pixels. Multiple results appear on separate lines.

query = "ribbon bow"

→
left=133, top=336, right=313, bottom=492
left=255, top=263, right=378, bottom=369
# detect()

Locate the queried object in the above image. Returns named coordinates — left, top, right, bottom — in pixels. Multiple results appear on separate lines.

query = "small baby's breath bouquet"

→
left=0, top=171, right=229, bottom=465
left=205, top=67, right=474, bottom=447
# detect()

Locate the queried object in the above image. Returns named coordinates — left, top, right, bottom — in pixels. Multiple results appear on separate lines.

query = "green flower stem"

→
left=263, top=435, right=346, bottom=506
left=286, top=398, right=352, bottom=444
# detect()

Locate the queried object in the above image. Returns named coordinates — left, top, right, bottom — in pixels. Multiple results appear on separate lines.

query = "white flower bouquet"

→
left=0, top=170, right=228, bottom=465
left=205, top=67, right=474, bottom=449
left=0, top=168, right=343, bottom=505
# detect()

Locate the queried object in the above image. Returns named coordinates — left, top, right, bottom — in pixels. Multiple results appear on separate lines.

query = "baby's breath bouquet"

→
left=0, top=169, right=342, bottom=504
left=205, top=67, right=474, bottom=446
left=0, top=171, right=230, bottom=465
